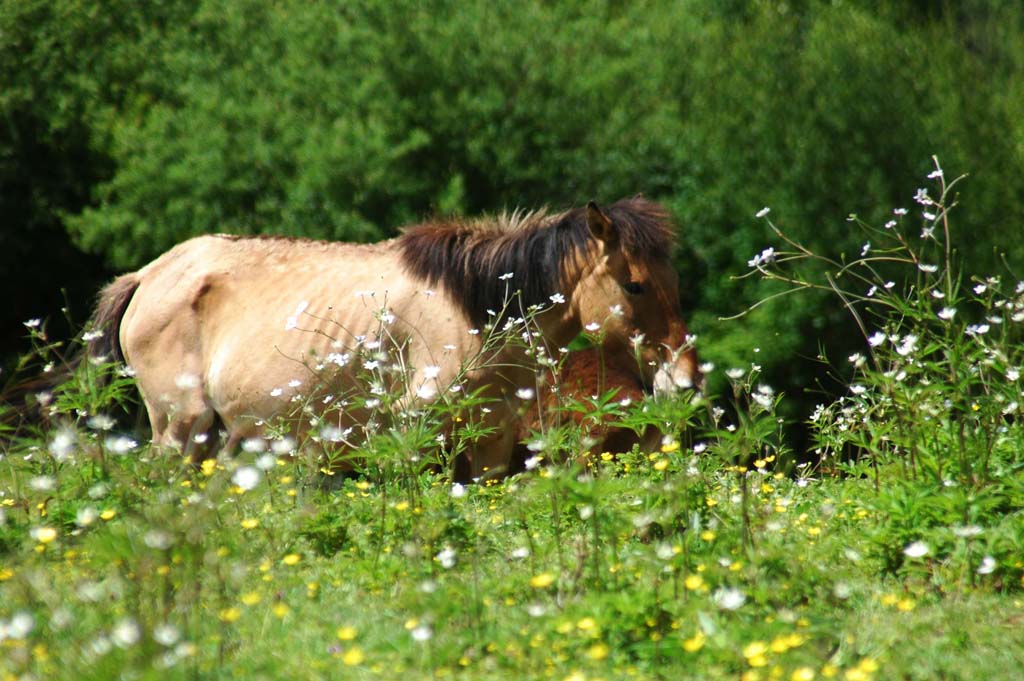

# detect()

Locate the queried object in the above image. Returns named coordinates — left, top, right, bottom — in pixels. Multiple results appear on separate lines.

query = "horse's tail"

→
left=88, top=274, right=140, bottom=365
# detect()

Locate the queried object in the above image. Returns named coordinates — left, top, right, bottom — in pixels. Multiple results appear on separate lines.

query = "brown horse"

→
left=514, top=346, right=676, bottom=470
left=89, top=197, right=699, bottom=479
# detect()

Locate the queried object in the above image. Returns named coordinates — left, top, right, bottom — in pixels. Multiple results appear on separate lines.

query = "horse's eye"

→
left=623, top=281, right=645, bottom=295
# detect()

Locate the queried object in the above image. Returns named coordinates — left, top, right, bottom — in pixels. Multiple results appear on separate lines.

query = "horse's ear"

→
left=586, top=201, right=617, bottom=245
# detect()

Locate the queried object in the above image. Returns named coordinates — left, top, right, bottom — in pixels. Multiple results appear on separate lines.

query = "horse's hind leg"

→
left=179, top=407, right=219, bottom=463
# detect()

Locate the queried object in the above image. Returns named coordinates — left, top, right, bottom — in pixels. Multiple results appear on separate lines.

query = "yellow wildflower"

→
left=681, top=631, right=705, bottom=652
left=342, top=646, right=365, bottom=666
left=530, top=572, right=555, bottom=588
left=684, top=574, right=705, bottom=591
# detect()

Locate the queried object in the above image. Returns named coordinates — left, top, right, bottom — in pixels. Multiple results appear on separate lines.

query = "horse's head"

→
left=569, top=199, right=702, bottom=395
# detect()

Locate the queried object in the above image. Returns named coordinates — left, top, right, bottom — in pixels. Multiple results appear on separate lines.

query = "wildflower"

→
left=342, top=647, right=365, bottom=665
left=904, top=541, right=930, bottom=558
left=726, top=367, right=745, bottom=380
left=436, top=546, right=457, bottom=569
left=1007, top=368, right=1020, bottom=381
left=684, top=574, right=705, bottom=591
left=884, top=219, right=897, bottom=229
left=241, top=518, right=259, bottom=529
left=791, top=667, right=816, bottom=681
left=966, top=324, right=990, bottom=336
left=24, top=318, right=42, bottom=329
left=30, top=475, right=56, bottom=492
left=8, top=612, right=34, bottom=638
left=282, top=553, right=302, bottom=566
left=918, top=263, right=938, bottom=273
left=416, top=383, right=437, bottom=400
left=450, top=483, right=466, bottom=498
left=861, top=242, right=871, bottom=256
left=112, top=618, right=141, bottom=648
left=219, top=607, right=242, bottom=623
left=682, top=631, right=706, bottom=652
left=285, top=300, right=309, bottom=330
left=31, top=527, right=58, bottom=544
left=713, top=587, right=746, bottom=611
left=411, top=624, right=433, bottom=642
left=105, top=435, right=138, bottom=454
left=586, top=642, right=609, bottom=660
left=584, top=322, right=601, bottom=332
left=977, top=555, right=996, bottom=575
left=867, top=332, right=885, bottom=347
left=154, top=624, right=180, bottom=647
left=550, top=293, right=566, bottom=304
left=76, top=507, right=98, bottom=527
left=336, top=626, right=357, bottom=641
left=937, top=307, right=956, bottom=321
left=49, top=427, right=77, bottom=461
left=511, top=547, right=530, bottom=560
left=747, top=247, right=776, bottom=268
left=743, top=641, right=768, bottom=667
left=896, top=334, right=918, bottom=357
left=144, top=529, right=174, bottom=550
left=516, top=387, right=535, bottom=400
left=914, top=188, right=931, bottom=205
left=530, top=572, right=555, bottom=588
left=756, top=207, right=771, bottom=218
left=232, top=466, right=261, bottom=491
left=270, top=387, right=284, bottom=397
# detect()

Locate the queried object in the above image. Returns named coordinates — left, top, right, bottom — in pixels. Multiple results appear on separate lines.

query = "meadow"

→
left=2, top=166, right=1024, bottom=680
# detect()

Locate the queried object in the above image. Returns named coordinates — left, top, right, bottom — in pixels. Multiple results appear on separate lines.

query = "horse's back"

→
left=118, top=234, right=423, bottom=452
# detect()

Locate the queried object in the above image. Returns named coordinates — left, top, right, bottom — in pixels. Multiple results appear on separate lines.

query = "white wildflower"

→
left=755, top=207, right=771, bottom=218
left=904, top=541, right=930, bottom=558
left=747, top=247, right=776, bottom=268
left=112, top=618, right=141, bottom=648
left=231, top=466, right=261, bottom=491
left=713, top=587, right=746, bottom=611
left=436, top=546, right=457, bottom=569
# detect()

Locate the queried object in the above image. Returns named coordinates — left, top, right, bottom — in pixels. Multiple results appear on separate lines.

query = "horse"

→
left=88, top=197, right=700, bottom=480
left=512, top=346, right=664, bottom=471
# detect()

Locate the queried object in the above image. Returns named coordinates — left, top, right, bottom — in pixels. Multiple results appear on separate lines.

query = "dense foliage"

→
left=3, top=1, right=1024, bottom=415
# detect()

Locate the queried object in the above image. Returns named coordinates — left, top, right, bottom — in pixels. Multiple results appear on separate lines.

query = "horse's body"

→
left=91, top=198, right=699, bottom=479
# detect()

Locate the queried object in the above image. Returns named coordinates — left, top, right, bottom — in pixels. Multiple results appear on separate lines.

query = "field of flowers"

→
left=3, top=165, right=1024, bottom=680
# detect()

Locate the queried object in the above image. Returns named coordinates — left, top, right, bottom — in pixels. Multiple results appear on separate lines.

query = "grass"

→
left=3, top=162, right=1024, bottom=679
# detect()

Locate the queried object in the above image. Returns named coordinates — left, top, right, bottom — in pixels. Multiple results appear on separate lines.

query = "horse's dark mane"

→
left=397, top=197, right=675, bottom=328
